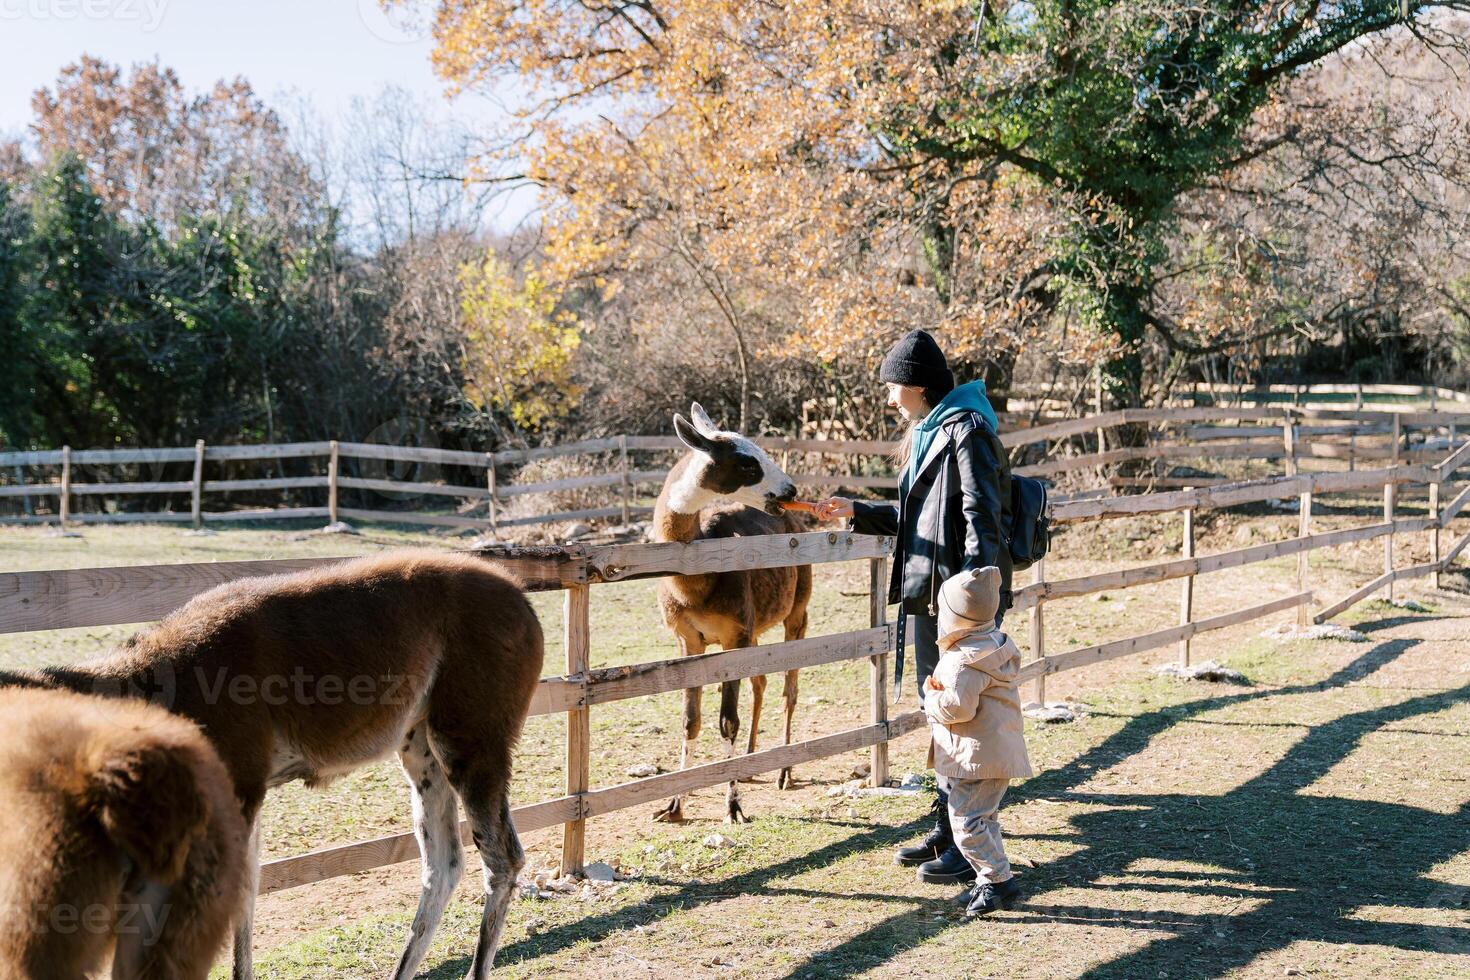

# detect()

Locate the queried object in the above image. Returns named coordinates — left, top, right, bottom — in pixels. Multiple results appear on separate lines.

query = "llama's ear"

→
left=674, top=414, right=713, bottom=453
left=690, top=402, right=720, bottom=437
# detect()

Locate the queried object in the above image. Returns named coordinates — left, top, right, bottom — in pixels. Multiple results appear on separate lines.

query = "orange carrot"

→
left=780, top=499, right=823, bottom=516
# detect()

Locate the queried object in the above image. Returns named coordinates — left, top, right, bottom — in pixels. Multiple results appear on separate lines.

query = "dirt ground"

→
left=1, top=501, right=1466, bottom=978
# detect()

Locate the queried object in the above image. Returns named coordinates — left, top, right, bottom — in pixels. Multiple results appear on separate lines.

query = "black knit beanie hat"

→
left=879, top=329, right=954, bottom=397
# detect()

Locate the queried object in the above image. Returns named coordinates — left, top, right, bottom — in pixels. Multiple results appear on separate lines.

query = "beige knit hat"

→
left=937, top=566, right=1002, bottom=649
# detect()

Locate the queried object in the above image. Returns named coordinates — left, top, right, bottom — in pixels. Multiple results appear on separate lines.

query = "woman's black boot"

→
left=894, top=788, right=952, bottom=866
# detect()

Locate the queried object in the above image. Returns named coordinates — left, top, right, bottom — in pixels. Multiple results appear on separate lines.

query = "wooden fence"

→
left=3, top=403, right=1469, bottom=531
left=3, top=426, right=1469, bottom=892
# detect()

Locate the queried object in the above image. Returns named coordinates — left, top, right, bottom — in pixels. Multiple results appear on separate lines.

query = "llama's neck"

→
left=653, top=455, right=715, bottom=543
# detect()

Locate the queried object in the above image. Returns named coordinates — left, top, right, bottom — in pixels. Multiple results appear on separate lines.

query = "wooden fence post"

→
left=1094, top=369, right=1106, bottom=454
left=1179, top=509, right=1194, bottom=664
left=191, top=439, right=206, bottom=529
left=1029, top=560, right=1047, bottom=706
left=868, top=556, right=889, bottom=789
left=1282, top=419, right=1298, bottom=478
left=1297, top=487, right=1312, bottom=627
left=1384, top=477, right=1396, bottom=603
left=1430, top=478, right=1442, bottom=590
left=618, top=435, right=631, bottom=525
left=327, top=440, right=340, bottom=525
left=485, top=454, right=500, bottom=533
left=561, top=582, right=591, bottom=877
left=59, top=445, right=71, bottom=524
left=1386, top=416, right=1400, bottom=601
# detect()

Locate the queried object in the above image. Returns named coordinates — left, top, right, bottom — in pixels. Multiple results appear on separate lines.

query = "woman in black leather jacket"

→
left=816, top=329, right=1012, bottom=887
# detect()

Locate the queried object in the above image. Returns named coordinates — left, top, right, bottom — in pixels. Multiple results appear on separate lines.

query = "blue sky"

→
left=0, top=0, right=494, bottom=136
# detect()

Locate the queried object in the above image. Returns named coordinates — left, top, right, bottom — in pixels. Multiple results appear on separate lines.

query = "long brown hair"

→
left=890, top=388, right=942, bottom=470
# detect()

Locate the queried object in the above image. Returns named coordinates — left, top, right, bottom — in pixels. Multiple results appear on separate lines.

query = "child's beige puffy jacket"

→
left=924, top=629, right=1033, bottom=780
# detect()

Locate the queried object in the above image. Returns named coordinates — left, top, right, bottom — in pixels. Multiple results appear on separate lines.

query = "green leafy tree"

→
left=900, top=2, right=1470, bottom=402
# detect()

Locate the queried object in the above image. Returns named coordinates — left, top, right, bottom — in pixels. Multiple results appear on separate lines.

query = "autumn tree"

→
left=407, top=0, right=1470, bottom=410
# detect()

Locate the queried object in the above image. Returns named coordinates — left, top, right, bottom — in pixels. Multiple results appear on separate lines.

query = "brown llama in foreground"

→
left=651, top=403, right=812, bottom=824
left=0, top=549, right=545, bottom=980
left=0, top=686, right=246, bottom=980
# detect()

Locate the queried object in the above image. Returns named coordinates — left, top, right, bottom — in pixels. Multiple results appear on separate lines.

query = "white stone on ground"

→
left=1153, top=660, right=1248, bottom=684
left=1023, top=702, right=1082, bottom=723
left=1259, top=622, right=1368, bottom=643
left=626, top=763, right=659, bottom=778
left=318, top=520, right=358, bottom=535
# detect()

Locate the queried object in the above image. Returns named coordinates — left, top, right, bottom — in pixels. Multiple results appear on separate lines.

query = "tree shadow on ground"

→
left=428, top=621, right=1469, bottom=978
left=779, top=629, right=1470, bottom=979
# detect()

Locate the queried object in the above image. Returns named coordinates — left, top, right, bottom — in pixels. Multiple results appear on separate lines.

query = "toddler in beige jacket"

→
left=923, top=565, right=1033, bottom=916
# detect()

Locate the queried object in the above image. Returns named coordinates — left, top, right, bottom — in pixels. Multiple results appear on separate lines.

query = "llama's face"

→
left=670, top=404, right=798, bottom=515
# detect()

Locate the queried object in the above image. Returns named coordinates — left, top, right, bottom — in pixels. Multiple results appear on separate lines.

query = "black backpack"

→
left=1007, top=473, right=1050, bottom=571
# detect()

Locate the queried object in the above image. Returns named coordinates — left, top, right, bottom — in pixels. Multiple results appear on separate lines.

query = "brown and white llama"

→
left=0, top=686, right=247, bottom=980
left=652, top=403, right=813, bottom=824
left=0, top=549, right=544, bottom=980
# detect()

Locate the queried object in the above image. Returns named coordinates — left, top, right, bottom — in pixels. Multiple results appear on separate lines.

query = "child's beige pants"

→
left=943, top=776, right=1013, bottom=883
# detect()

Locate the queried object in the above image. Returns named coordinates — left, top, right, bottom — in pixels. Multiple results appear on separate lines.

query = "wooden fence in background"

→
left=3, top=403, right=1467, bottom=531
left=3, top=428, right=1469, bottom=890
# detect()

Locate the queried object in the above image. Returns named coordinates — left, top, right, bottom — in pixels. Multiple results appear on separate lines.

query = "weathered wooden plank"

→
left=336, top=442, right=490, bottom=467
left=0, top=549, right=584, bottom=635
left=583, top=627, right=892, bottom=706
left=335, top=507, right=487, bottom=529
left=1051, top=465, right=1430, bottom=524
left=69, top=511, right=196, bottom=525
left=1018, top=439, right=1286, bottom=478
left=200, top=507, right=330, bottom=524
left=204, top=442, right=333, bottom=461
left=0, top=450, right=64, bottom=466
left=793, top=473, right=894, bottom=489
left=0, top=484, right=61, bottom=498
left=257, top=795, right=582, bottom=894
left=495, top=505, right=644, bottom=528
left=336, top=477, right=492, bottom=499
left=581, top=712, right=926, bottom=818
left=1442, top=527, right=1470, bottom=567
left=68, top=481, right=195, bottom=496
left=0, top=558, right=346, bottom=633
left=585, top=531, right=895, bottom=583
left=206, top=477, right=329, bottom=493
left=257, top=711, right=928, bottom=894
left=1438, top=438, right=1470, bottom=479
left=496, top=472, right=624, bottom=498
left=1313, top=561, right=1442, bottom=624
left=1018, top=592, right=1310, bottom=683
left=755, top=437, right=894, bottom=455
left=1439, top=484, right=1470, bottom=526
left=69, top=447, right=197, bottom=465
left=1011, top=518, right=1423, bottom=612
left=492, top=439, right=623, bottom=465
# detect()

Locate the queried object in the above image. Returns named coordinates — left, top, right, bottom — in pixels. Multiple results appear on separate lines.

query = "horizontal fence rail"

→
left=4, top=408, right=1470, bottom=896
left=5, top=401, right=1470, bottom=530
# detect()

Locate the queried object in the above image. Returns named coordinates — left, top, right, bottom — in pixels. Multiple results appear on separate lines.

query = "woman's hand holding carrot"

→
left=813, top=497, right=854, bottom=522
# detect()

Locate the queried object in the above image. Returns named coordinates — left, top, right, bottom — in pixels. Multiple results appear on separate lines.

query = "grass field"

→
left=1, top=502, right=1466, bottom=978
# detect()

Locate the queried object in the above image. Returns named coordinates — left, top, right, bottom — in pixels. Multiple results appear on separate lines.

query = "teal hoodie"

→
left=903, top=380, right=998, bottom=494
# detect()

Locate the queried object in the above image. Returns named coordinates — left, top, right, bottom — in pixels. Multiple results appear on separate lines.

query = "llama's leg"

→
left=390, top=725, right=464, bottom=980
left=655, top=630, right=704, bottom=822
left=720, top=666, right=748, bottom=823
left=745, top=672, right=766, bottom=756
left=778, top=668, right=800, bottom=790
left=462, top=784, right=524, bottom=980
left=777, top=604, right=808, bottom=790
left=110, top=879, right=170, bottom=980
left=231, top=818, right=260, bottom=980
